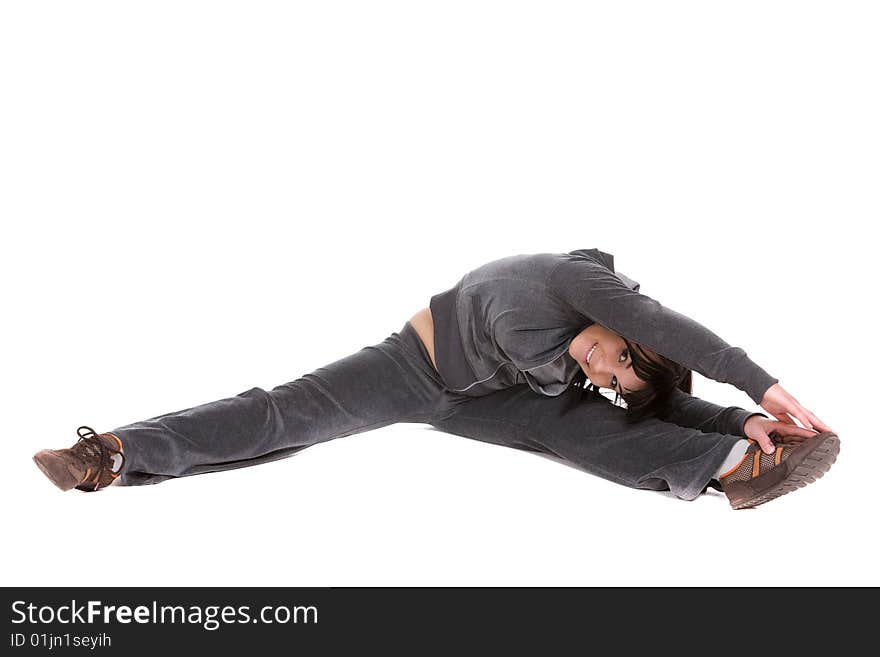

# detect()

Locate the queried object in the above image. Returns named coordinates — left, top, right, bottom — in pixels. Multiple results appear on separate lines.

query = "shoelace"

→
left=70, top=425, right=126, bottom=491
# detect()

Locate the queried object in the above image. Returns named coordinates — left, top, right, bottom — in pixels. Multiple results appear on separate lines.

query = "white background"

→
left=2, top=1, right=877, bottom=586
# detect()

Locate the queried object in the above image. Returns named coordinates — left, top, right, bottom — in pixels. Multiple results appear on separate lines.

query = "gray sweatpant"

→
left=112, top=321, right=742, bottom=500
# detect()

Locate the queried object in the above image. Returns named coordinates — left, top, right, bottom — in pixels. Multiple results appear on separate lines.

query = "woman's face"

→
left=568, top=323, right=651, bottom=396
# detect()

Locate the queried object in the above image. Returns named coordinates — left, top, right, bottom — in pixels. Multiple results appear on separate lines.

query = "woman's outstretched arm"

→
left=547, top=253, right=778, bottom=405
left=657, top=387, right=766, bottom=438
left=660, top=387, right=826, bottom=446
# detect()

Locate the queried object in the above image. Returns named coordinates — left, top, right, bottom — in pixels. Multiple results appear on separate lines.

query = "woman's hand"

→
left=759, top=382, right=834, bottom=435
left=744, top=414, right=818, bottom=454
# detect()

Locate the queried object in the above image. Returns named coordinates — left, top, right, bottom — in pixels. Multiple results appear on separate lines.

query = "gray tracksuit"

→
left=430, top=247, right=777, bottom=405
left=112, top=247, right=771, bottom=500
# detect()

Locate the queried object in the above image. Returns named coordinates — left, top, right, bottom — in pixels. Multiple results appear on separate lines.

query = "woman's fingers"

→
left=781, top=396, right=813, bottom=430
left=792, top=405, right=833, bottom=433
left=805, top=410, right=834, bottom=433
left=783, top=391, right=833, bottom=432
left=793, top=409, right=815, bottom=430
left=773, top=424, right=816, bottom=440
left=777, top=400, right=819, bottom=432
left=753, top=429, right=776, bottom=454
left=760, top=383, right=835, bottom=434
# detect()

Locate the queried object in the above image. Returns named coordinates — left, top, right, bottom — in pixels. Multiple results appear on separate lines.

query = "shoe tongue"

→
left=110, top=453, right=123, bottom=473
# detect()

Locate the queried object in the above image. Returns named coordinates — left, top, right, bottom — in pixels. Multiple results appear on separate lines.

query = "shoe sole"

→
left=33, top=451, right=80, bottom=491
left=730, top=433, right=840, bottom=509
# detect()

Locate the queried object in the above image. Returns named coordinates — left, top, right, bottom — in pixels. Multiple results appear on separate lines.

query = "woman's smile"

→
left=585, top=342, right=598, bottom=368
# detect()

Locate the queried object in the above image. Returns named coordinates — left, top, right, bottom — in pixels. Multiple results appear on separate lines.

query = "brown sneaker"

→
left=720, top=432, right=840, bottom=509
left=33, top=426, right=126, bottom=492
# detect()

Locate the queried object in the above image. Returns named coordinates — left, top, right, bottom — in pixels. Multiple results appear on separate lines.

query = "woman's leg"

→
left=429, top=384, right=743, bottom=501
left=110, top=321, right=449, bottom=485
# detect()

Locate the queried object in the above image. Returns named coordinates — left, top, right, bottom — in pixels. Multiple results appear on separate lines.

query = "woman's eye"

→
left=620, top=348, right=628, bottom=362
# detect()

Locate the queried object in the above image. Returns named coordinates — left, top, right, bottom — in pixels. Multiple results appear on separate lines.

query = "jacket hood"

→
left=567, top=248, right=641, bottom=292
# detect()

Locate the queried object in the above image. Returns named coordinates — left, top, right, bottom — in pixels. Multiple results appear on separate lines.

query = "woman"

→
left=33, top=248, right=839, bottom=509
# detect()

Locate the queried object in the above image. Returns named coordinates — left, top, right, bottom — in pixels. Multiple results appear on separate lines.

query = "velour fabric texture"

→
left=430, top=248, right=778, bottom=404
left=113, top=321, right=745, bottom=500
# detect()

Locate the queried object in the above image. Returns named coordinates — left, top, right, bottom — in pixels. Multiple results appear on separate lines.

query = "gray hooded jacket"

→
left=429, top=248, right=778, bottom=434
